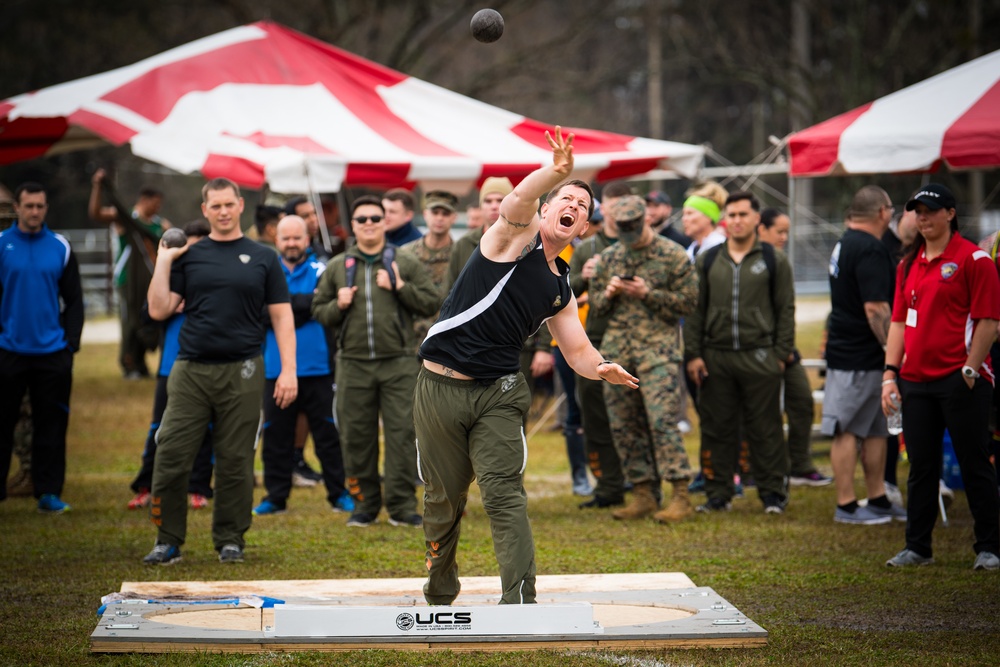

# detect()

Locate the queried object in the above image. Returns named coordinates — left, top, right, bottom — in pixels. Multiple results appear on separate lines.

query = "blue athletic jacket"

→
left=264, top=258, right=332, bottom=379
left=0, top=223, right=84, bottom=355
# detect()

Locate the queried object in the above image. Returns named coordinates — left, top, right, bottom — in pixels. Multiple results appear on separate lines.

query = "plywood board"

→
left=92, top=572, right=766, bottom=653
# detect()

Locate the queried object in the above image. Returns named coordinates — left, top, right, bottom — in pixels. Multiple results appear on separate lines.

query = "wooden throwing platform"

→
left=90, top=573, right=766, bottom=653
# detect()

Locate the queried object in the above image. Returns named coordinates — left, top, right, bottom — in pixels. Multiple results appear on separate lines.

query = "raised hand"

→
left=545, top=125, right=575, bottom=176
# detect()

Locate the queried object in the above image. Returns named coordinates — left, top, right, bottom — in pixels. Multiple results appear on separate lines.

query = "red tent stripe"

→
left=0, top=116, right=69, bottom=164
left=941, top=80, right=1000, bottom=169
left=788, top=103, right=872, bottom=176
left=344, top=163, right=412, bottom=187
left=594, top=158, right=665, bottom=183
left=68, top=109, right=136, bottom=145
left=201, top=154, right=266, bottom=188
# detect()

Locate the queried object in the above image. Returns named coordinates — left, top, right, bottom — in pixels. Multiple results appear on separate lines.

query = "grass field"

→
left=2, top=317, right=999, bottom=666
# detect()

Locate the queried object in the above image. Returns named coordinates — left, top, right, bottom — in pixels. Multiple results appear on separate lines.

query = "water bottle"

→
left=886, top=392, right=903, bottom=436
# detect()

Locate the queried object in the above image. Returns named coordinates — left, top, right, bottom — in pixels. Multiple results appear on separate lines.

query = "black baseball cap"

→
left=645, top=190, right=671, bottom=206
left=904, top=183, right=956, bottom=211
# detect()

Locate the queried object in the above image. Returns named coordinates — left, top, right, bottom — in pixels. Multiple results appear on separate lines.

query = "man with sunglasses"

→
left=414, top=127, right=639, bottom=605
left=312, top=196, right=442, bottom=529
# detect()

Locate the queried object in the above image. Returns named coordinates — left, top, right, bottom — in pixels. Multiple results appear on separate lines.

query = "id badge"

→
left=906, top=308, right=917, bottom=328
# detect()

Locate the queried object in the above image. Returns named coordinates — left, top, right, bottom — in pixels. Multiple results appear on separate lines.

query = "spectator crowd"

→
left=2, top=143, right=998, bottom=595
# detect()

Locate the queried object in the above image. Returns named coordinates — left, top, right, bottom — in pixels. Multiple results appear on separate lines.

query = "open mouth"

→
left=559, top=213, right=576, bottom=227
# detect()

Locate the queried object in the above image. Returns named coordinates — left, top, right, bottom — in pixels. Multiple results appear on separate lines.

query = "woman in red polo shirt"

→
left=881, top=184, right=1000, bottom=570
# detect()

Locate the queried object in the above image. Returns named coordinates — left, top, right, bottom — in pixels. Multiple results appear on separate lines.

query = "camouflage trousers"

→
left=603, top=358, right=691, bottom=484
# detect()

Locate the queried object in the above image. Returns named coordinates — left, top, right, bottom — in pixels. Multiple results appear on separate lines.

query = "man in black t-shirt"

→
left=823, top=185, right=902, bottom=526
left=142, top=177, right=297, bottom=565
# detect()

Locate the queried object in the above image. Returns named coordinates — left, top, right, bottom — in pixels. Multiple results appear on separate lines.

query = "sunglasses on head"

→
left=353, top=215, right=384, bottom=224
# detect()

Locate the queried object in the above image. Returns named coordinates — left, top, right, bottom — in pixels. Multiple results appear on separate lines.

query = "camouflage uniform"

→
left=401, top=236, right=452, bottom=347
left=590, top=233, right=699, bottom=486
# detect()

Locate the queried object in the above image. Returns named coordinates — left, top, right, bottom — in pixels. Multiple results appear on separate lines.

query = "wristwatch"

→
left=962, top=365, right=980, bottom=379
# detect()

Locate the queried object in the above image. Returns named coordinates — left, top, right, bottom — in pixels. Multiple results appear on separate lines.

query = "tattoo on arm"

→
left=444, top=368, right=454, bottom=377
left=866, top=303, right=891, bottom=346
left=518, top=235, right=538, bottom=260
left=502, top=214, right=530, bottom=230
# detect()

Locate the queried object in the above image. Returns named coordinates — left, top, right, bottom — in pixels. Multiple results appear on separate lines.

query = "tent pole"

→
left=787, top=176, right=796, bottom=269
left=303, top=159, right=333, bottom=254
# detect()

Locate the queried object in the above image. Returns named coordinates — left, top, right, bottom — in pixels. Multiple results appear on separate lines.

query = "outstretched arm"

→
left=486, top=127, right=575, bottom=255
left=546, top=295, right=638, bottom=388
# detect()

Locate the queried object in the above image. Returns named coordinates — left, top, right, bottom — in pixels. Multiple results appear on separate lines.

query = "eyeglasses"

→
left=882, top=204, right=896, bottom=217
left=352, top=215, right=384, bottom=224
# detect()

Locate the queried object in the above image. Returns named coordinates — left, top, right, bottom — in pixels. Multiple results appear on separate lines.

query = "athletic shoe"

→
left=939, top=480, right=955, bottom=510
left=189, top=493, right=209, bottom=510
left=789, top=471, right=834, bottom=487
left=6, top=468, right=33, bottom=497
left=292, top=460, right=323, bottom=487
left=867, top=502, right=907, bottom=522
left=886, top=549, right=933, bottom=567
left=571, top=469, right=593, bottom=497
left=834, top=505, right=892, bottom=525
left=973, top=552, right=999, bottom=571
left=388, top=513, right=423, bottom=528
left=762, top=494, right=787, bottom=515
left=143, top=543, right=181, bottom=565
left=128, top=489, right=152, bottom=510
left=884, top=482, right=904, bottom=507
left=578, top=496, right=624, bottom=509
left=687, top=473, right=705, bottom=494
left=219, top=544, right=245, bottom=563
left=37, top=494, right=70, bottom=514
left=696, top=497, right=732, bottom=513
left=347, top=512, right=378, bottom=527
left=331, top=491, right=355, bottom=513
left=252, top=499, right=286, bottom=516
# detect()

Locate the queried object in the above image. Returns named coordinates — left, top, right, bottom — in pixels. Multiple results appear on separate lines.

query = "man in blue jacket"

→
left=0, top=182, right=84, bottom=513
left=254, top=215, right=352, bottom=516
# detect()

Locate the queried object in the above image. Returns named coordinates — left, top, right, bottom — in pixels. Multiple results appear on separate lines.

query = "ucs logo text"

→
left=417, top=612, right=472, bottom=625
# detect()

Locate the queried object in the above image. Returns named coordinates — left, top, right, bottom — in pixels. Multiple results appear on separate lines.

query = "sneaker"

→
left=189, top=493, right=209, bottom=510
left=143, top=542, right=182, bottom=565
left=331, top=491, right=355, bottom=513
left=884, top=482, right=904, bottom=507
left=939, top=480, right=954, bottom=510
left=973, top=551, right=1000, bottom=571
left=571, top=469, right=593, bottom=497
left=867, top=502, right=907, bottom=522
left=578, top=496, right=624, bottom=509
left=388, top=513, right=423, bottom=527
left=687, top=473, right=705, bottom=494
left=834, top=505, right=892, bottom=525
left=127, top=489, right=152, bottom=510
left=292, top=460, right=323, bottom=487
left=347, top=511, right=378, bottom=527
left=6, top=468, right=33, bottom=497
left=790, top=471, right=833, bottom=487
left=762, top=494, right=787, bottom=515
left=886, top=549, right=933, bottom=567
left=252, top=499, right=286, bottom=516
left=37, top=494, right=70, bottom=514
left=218, top=544, right=244, bottom=563
left=696, top=497, right=732, bottom=513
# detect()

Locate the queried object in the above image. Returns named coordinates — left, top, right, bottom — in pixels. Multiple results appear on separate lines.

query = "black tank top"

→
left=420, top=237, right=571, bottom=379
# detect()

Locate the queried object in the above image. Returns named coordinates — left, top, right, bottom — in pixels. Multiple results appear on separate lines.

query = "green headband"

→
left=683, top=196, right=721, bottom=223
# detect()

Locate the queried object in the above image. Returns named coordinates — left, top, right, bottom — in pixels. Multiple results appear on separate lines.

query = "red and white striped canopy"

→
left=788, top=49, right=1000, bottom=177
left=0, top=21, right=704, bottom=193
